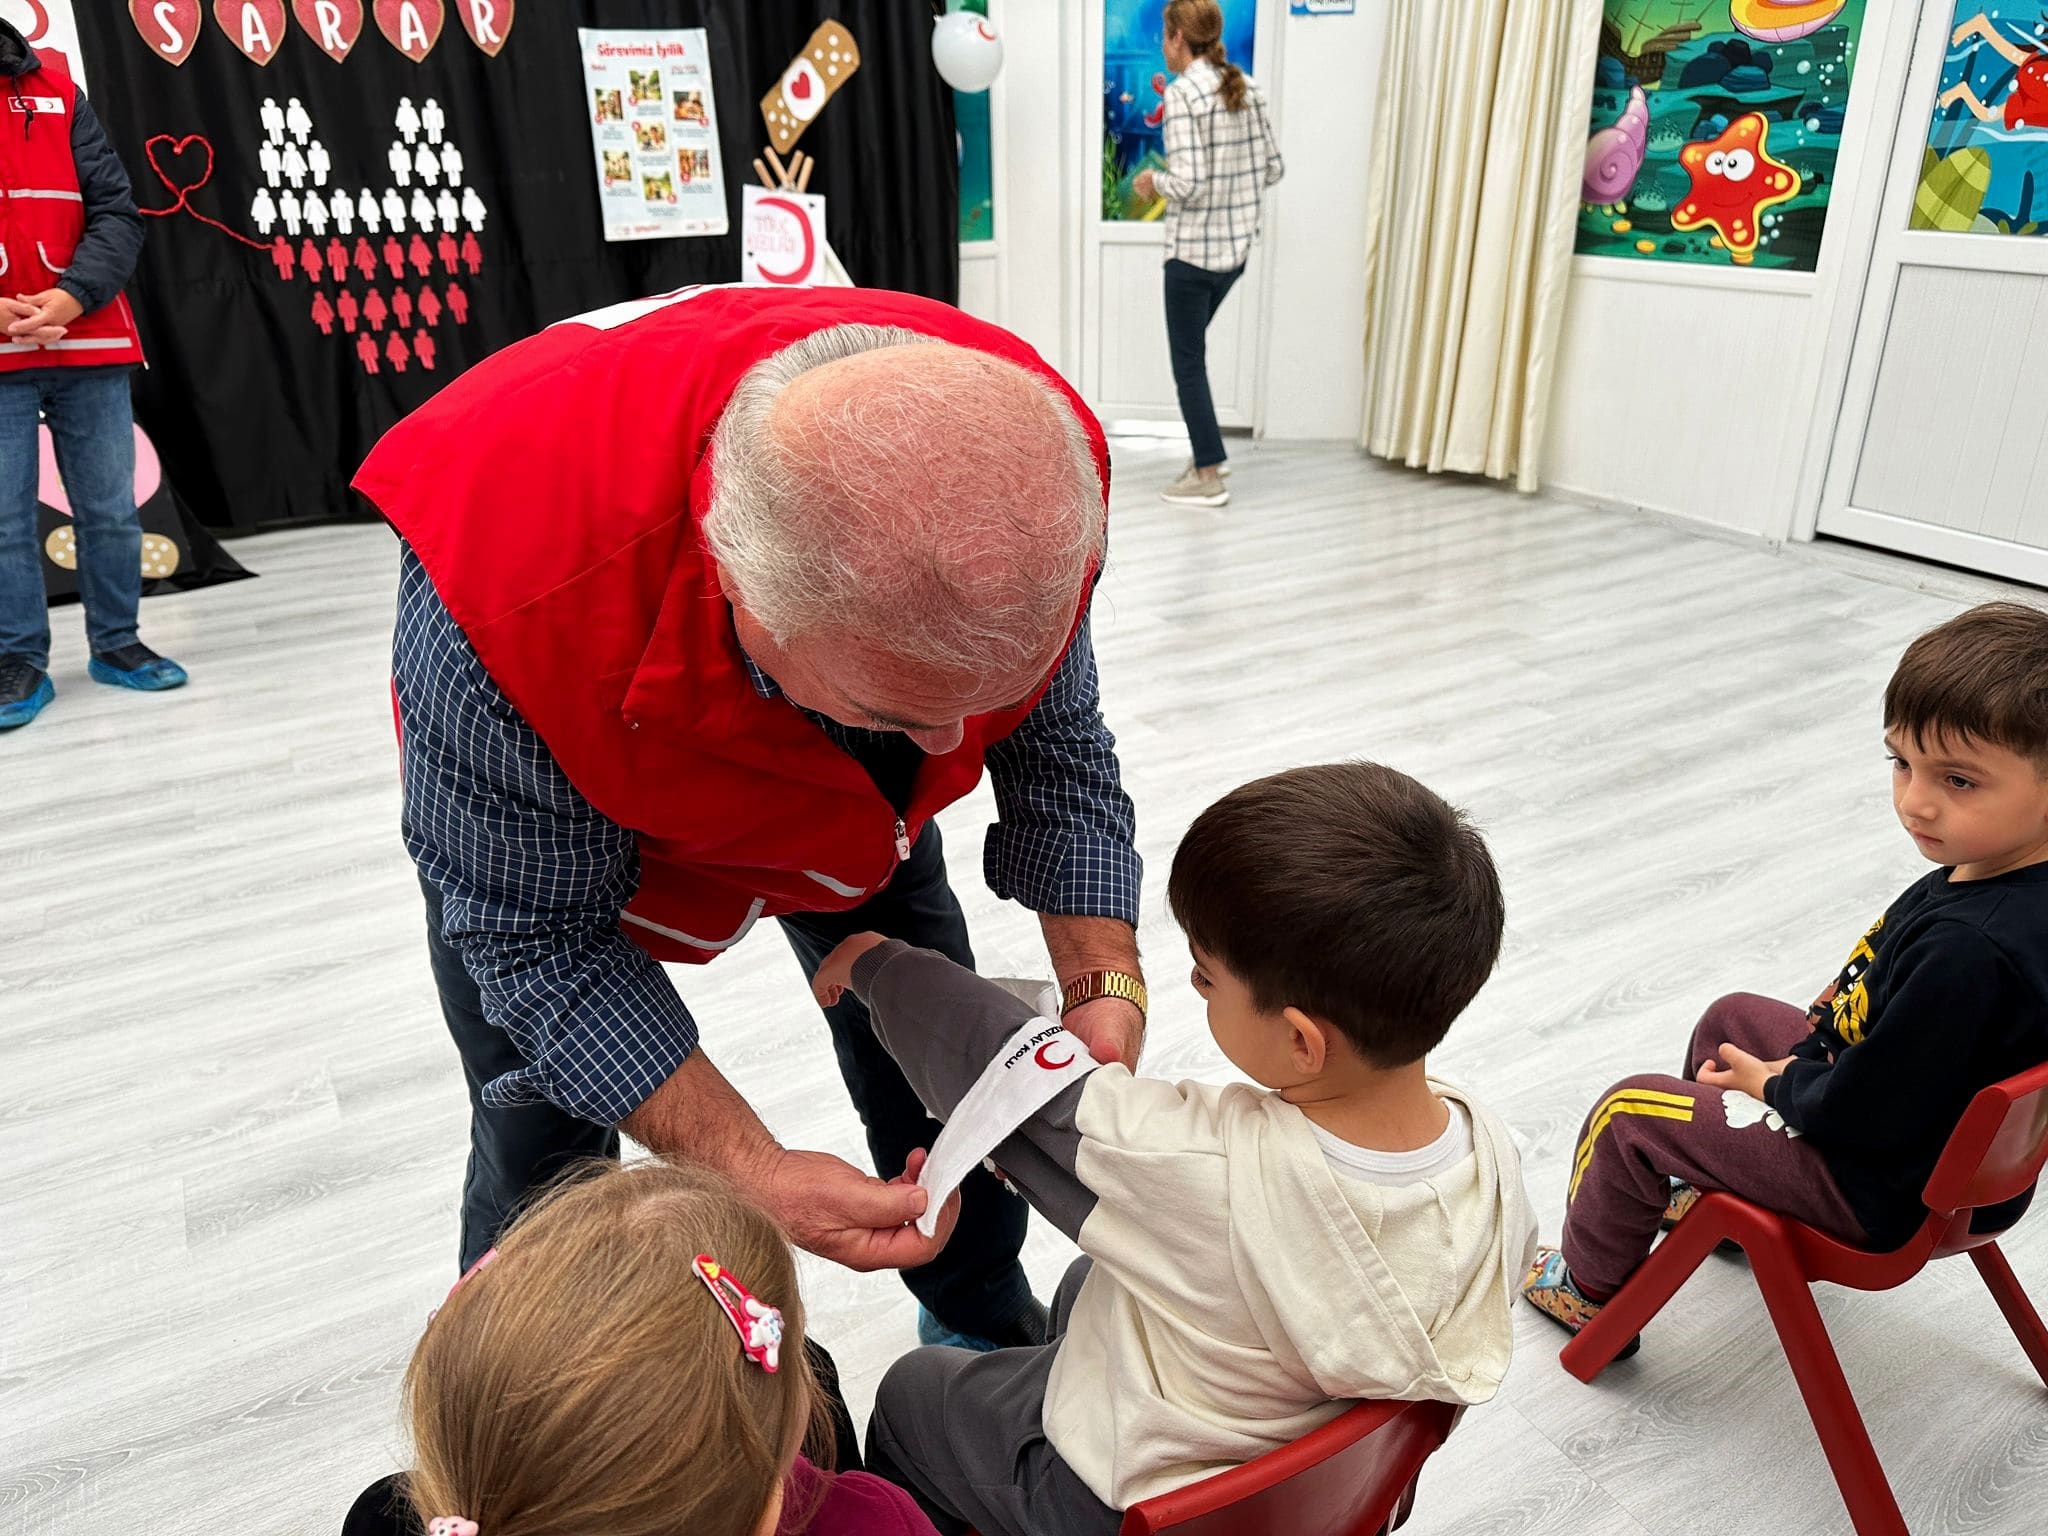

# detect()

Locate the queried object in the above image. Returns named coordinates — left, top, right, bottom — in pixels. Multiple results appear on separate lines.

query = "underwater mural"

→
left=1914, top=6, right=2048, bottom=236
left=1575, top=1, right=1868, bottom=271
left=1101, top=0, right=1258, bottom=221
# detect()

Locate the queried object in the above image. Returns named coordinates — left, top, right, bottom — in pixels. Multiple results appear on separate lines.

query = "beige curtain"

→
left=1359, top=0, right=1601, bottom=492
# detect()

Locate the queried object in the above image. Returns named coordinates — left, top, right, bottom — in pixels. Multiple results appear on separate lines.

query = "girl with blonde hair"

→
left=344, top=1161, right=936, bottom=1536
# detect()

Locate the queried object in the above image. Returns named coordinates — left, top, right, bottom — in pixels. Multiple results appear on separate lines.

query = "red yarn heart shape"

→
left=144, top=134, right=216, bottom=210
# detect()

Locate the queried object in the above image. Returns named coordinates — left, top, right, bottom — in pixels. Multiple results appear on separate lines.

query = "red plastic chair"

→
left=1115, top=1399, right=1463, bottom=1536
left=1560, top=1059, right=2048, bottom=1536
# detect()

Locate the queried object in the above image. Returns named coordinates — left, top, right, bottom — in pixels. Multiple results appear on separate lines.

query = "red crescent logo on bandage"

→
left=1034, top=1042, right=1075, bottom=1070
left=754, top=195, right=817, bottom=284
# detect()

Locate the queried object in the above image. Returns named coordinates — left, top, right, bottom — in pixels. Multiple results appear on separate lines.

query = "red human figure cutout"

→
left=383, top=234, right=406, bottom=280
left=356, top=330, right=380, bottom=374
left=436, top=228, right=459, bottom=274
left=326, top=236, right=348, bottom=276
left=414, top=329, right=438, bottom=371
left=337, top=289, right=361, bottom=333
left=311, top=290, right=336, bottom=335
left=460, top=229, right=482, bottom=275
left=386, top=332, right=411, bottom=374
left=354, top=238, right=379, bottom=282
left=445, top=281, right=469, bottom=324
left=271, top=235, right=296, bottom=280
left=408, top=232, right=433, bottom=277
left=392, top=287, right=414, bottom=328
left=363, top=288, right=389, bottom=332
left=417, top=285, right=443, bottom=327
left=301, top=241, right=325, bottom=284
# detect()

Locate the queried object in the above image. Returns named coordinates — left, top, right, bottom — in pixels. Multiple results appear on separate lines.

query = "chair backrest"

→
left=1921, top=1059, right=2048, bottom=1216
left=1118, top=1399, right=1462, bottom=1536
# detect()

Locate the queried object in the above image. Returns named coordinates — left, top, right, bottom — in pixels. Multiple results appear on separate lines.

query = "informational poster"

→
left=578, top=27, right=728, bottom=242
left=741, top=182, right=827, bottom=284
left=1574, top=2, right=1867, bottom=271
left=1912, top=4, right=2048, bottom=236
left=1102, top=0, right=1256, bottom=221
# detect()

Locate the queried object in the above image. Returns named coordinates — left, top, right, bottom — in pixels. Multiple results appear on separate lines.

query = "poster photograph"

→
left=579, top=27, right=728, bottom=241
left=1101, top=0, right=1256, bottom=221
left=1913, top=5, right=2048, bottom=235
left=1575, top=1, right=1867, bottom=271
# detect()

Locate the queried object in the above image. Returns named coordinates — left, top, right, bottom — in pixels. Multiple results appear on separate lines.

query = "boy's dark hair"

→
left=1884, top=602, right=2048, bottom=766
left=1167, top=762, right=1505, bottom=1068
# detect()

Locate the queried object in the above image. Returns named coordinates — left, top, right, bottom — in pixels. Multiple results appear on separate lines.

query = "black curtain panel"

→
left=71, top=2, right=960, bottom=531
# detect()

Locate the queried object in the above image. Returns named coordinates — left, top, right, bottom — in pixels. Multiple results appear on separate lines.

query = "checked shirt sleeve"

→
left=1153, top=80, right=1207, bottom=205
left=982, top=608, right=1142, bottom=925
left=393, top=548, right=697, bottom=1125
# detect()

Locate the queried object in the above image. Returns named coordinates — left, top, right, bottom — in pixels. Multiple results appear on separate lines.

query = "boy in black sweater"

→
left=1525, top=602, right=2048, bottom=1338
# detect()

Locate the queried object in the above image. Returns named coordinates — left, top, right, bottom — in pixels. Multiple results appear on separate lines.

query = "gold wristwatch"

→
left=1059, top=969, right=1148, bottom=1020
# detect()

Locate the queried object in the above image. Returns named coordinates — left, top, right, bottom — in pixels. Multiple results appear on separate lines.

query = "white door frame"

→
left=1813, top=0, right=2048, bottom=584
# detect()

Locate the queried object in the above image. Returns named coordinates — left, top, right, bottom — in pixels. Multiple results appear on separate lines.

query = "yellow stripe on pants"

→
left=1569, top=1088, right=1696, bottom=1200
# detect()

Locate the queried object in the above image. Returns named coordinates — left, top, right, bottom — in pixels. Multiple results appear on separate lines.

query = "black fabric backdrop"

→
left=72, top=2, right=960, bottom=531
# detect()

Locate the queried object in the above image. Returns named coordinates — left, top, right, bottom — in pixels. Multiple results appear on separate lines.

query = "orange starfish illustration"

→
left=1671, top=113, right=1801, bottom=265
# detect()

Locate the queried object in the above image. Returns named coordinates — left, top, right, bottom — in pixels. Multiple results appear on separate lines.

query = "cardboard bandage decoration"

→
left=760, top=19, right=858, bottom=156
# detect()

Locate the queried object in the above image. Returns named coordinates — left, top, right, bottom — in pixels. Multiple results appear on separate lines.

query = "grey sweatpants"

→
left=866, top=1256, right=1119, bottom=1536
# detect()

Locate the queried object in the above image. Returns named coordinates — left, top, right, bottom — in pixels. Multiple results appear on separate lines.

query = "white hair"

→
left=702, top=324, right=1105, bottom=680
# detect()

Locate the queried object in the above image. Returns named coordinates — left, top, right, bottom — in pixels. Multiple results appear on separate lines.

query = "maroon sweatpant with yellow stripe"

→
left=1559, top=992, right=1870, bottom=1298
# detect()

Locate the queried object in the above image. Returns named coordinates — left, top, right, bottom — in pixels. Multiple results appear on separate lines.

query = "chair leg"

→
left=1559, top=1206, right=1727, bottom=1382
left=1969, top=1242, right=2048, bottom=1388
left=1749, top=1250, right=1906, bottom=1536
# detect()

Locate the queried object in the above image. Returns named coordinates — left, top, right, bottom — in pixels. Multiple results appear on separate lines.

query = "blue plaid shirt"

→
left=393, top=547, right=1140, bottom=1125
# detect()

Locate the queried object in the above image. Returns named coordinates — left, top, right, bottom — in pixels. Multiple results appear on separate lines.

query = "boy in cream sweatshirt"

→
left=814, top=763, right=1538, bottom=1536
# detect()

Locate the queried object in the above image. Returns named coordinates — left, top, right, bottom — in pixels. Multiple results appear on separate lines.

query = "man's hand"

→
left=1063, top=995, right=1143, bottom=1070
left=9, top=288, right=84, bottom=343
left=756, top=1144, right=959, bottom=1271
left=1696, top=1043, right=1793, bottom=1103
left=811, top=931, right=891, bottom=1008
left=1, top=294, right=66, bottom=347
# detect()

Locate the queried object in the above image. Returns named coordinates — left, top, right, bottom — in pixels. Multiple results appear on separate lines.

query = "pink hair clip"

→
left=428, top=1520, right=478, bottom=1536
left=693, top=1254, right=784, bottom=1373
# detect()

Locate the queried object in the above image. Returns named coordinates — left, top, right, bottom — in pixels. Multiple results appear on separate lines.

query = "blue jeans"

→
left=425, top=821, right=1035, bottom=1339
left=0, top=366, right=142, bottom=670
left=1163, top=258, right=1243, bottom=471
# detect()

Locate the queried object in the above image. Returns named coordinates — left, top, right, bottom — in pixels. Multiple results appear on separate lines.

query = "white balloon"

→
left=932, top=11, right=1002, bottom=93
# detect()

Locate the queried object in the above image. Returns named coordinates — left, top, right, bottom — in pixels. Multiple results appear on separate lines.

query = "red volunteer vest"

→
left=354, top=286, right=1110, bottom=963
left=0, top=54, right=147, bottom=372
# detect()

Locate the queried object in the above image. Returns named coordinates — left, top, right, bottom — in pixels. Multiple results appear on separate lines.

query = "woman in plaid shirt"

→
left=1133, top=0, right=1284, bottom=509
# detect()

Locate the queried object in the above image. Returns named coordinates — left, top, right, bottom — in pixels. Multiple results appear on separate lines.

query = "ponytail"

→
left=1164, top=0, right=1249, bottom=112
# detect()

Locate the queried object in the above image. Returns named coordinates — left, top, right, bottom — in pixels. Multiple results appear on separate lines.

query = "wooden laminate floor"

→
left=4, top=442, right=2046, bottom=1535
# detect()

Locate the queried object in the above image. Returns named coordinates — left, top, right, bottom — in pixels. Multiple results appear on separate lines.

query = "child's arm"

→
left=1764, top=926, right=2016, bottom=1158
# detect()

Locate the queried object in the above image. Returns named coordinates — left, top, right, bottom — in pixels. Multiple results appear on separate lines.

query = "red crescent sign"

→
left=1034, top=1041, right=1075, bottom=1071
left=753, top=195, right=817, bottom=285
left=18, top=1, right=50, bottom=43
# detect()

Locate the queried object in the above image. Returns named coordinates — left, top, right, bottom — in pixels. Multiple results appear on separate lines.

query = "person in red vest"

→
left=355, top=285, right=1146, bottom=1354
left=1, top=18, right=187, bottom=731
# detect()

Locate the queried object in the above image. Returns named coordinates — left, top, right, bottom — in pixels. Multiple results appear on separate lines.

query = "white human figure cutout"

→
left=436, top=188, right=460, bottom=231
left=383, top=188, right=408, bottom=231
left=304, top=195, right=329, bottom=237
left=438, top=142, right=464, bottom=186
left=285, top=97, right=313, bottom=146
left=388, top=140, right=412, bottom=187
left=330, top=188, right=355, bottom=234
left=411, top=187, right=437, bottom=230
left=396, top=96, right=422, bottom=145
left=307, top=140, right=331, bottom=188
left=422, top=97, right=446, bottom=145
left=258, top=140, right=282, bottom=188
left=281, top=141, right=308, bottom=189
left=279, top=189, right=303, bottom=237
left=260, top=96, right=285, bottom=145
left=359, top=189, right=383, bottom=234
left=461, top=187, right=487, bottom=231
left=250, top=186, right=278, bottom=235
left=415, top=143, right=440, bottom=186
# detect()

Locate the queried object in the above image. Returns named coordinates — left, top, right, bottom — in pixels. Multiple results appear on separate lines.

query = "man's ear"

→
left=1282, top=1006, right=1329, bottom=1075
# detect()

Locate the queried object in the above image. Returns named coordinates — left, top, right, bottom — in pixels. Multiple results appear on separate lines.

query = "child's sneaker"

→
left=1661, top=1182, right=1702, bottom=1229
left=1520, top=1246, right=1640, bottom=1359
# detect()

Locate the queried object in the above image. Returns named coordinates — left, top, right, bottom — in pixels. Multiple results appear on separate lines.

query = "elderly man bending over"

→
left=355, top=286, right=1145, bottom=1352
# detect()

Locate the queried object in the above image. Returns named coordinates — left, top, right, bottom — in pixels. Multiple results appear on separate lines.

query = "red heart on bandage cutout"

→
left=790, top=71, right=813, bottom=101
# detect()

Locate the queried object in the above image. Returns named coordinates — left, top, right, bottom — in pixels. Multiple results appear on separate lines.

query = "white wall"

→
left=1257, top=2, right=1389, bottom=443
left=1540, top=2, right=1920, bottom=541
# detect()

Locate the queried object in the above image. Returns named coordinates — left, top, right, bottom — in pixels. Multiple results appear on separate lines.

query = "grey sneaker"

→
left=1161, top=467, right=1229, bottom=508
